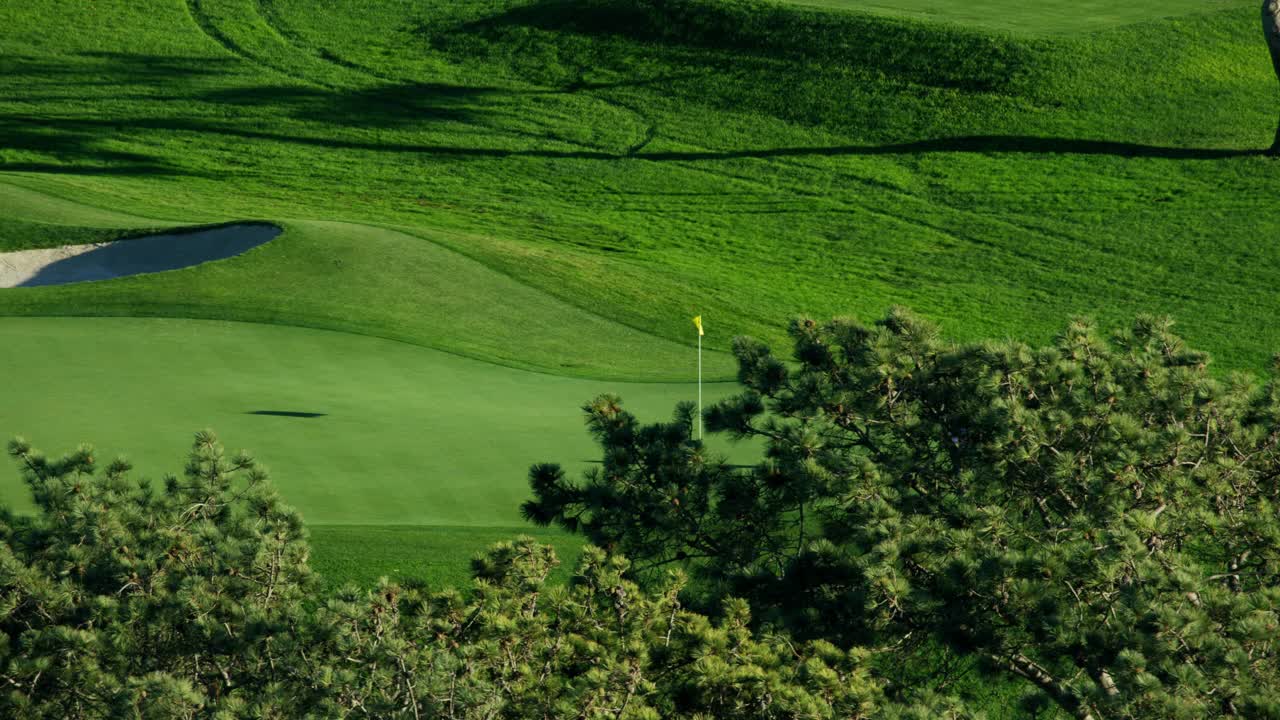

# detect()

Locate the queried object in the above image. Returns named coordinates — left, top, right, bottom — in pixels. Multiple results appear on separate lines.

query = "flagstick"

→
left=697, top=331, right=703, bottom=440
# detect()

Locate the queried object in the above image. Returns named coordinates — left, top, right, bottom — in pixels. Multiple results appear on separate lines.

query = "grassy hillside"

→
left=4, top=0, right=1280, bottom=376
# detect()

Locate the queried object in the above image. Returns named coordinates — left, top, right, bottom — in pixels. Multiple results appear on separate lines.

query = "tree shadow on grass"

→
left=2, top=111, right=1255, bottom=168
left=0, top=124, right=190, bottom=177
left=0, top=162, right=184, bottom=176
left=197, top=83, right=487, bottom=128
left=197, top=72, right=693, bottom=129
left=1, top=52, right=239, bottom=90
left=427, top=0, right=1035, bottom=93
left=3, top=44, right=1254, bottom=169
left=123, top=121, right=1262, bottom=161
left=629, top=136, right=1257, bottom=162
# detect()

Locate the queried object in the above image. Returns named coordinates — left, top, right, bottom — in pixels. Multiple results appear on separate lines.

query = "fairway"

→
left=782, top=0, right=1249, bottom=33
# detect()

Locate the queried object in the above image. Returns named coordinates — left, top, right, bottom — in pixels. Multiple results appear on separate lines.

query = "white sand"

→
left=0, top=223, right=281, bottom=288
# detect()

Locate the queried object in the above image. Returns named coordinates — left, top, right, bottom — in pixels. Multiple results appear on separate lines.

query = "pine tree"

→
left=0, top=431, right=950, bottom=718
left=526, top=309, right=1280, bottom=719
left=1, top=430, right=312, bottom=718
left=305, top=538, right=922, bottom=718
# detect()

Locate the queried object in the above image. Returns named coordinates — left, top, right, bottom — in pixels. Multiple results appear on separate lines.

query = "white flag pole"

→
left=697, top=329, right=703, bottom=440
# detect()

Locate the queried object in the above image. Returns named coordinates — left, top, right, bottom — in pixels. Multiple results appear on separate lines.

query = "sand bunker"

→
left=0, top=223, right=282, bottom=288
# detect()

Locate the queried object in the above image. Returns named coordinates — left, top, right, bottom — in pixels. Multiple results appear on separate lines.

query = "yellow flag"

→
left=693, top=315, right=704, bottom=336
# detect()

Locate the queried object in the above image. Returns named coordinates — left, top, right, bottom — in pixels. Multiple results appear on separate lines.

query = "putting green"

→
left=0, top=316, right=743, bottom=526
left=782, top=0, right=1249, bottom=33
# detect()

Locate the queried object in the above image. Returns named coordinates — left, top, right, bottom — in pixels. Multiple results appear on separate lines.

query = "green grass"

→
left=308, top=525, right=587, bottom=592
left=0, top=316, right=747, bottom=584
left=9, top=3, right=1265, bottom=713
left=0, top=184, right=736, bottom=381
left=0, top=316, right=747, bottom=524
left=781, top=0, right=1248, bottom=34
left=0, top=219, right=161, bottom=254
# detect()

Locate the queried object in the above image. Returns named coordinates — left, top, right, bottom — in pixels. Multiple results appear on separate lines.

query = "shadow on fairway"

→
left=0, top=162, right=185, bottom=176
left=0, top=40, right=1256, bottom=168
left=248, top=410, right=328, bottom=418
left=0, top=52, right=238, bottom=176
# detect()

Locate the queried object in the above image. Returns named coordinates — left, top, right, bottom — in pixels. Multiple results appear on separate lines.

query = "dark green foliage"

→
left=0, top=430, right=312, bottom=718
left=0, top=431, right=954, bottom=718
left=528, top=310, right=1280, bottom=718
left=309, top=541, right=927, bottom=719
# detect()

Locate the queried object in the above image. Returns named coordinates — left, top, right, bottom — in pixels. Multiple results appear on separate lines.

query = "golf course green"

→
left=0, top=315, right=745, bottom=587
left=4, top=0, right=1280, bottom=591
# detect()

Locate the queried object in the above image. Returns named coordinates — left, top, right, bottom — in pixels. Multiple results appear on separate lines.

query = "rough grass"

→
left=781, top=0, right=1248, bottom=34
left=0, top=219, right=163, bottom=254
